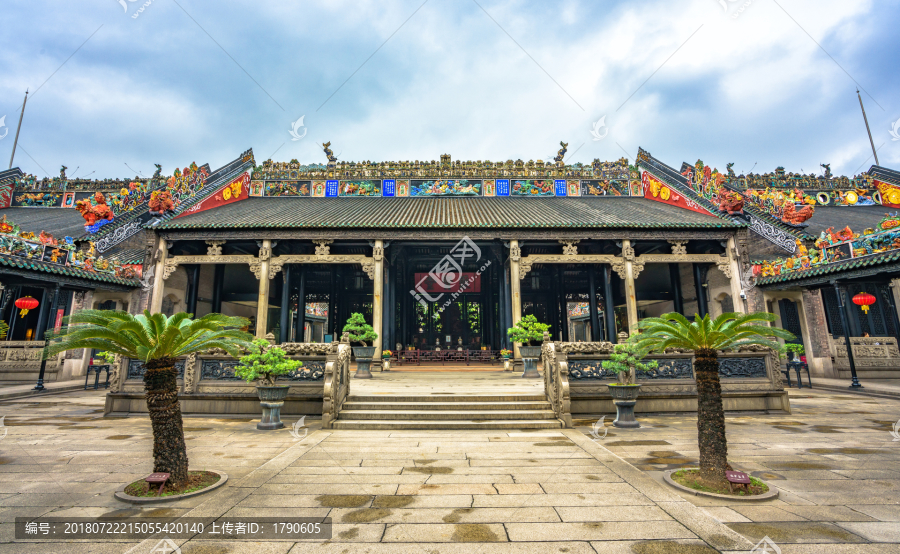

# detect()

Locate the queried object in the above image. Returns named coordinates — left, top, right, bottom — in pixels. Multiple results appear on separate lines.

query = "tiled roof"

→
left=0, top=207, right=88, bottom=239
left=157, top=196, right=744, bottom=230
left=0, top=253, right=140, bottom=287
left=801, top=206, right=891, bottom=237
left=756, top=249, right=900, bottom=286
left=106, top=247, right=145, bottom=264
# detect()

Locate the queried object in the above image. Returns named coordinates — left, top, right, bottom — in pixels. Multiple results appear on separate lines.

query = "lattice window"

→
left=821, top=288, right=844, bottom=337
left=878, top=284, right=898, bottom=337
left=778, top=299, right=803, bottom=344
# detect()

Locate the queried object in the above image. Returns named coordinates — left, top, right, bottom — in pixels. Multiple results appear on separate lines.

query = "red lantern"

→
left=852, top=292, right=876, bottom=314
left=15, top=296, right=39, bottom=317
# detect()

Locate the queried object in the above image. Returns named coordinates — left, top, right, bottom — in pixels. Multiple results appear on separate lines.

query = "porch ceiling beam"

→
left=163, top=253, right=376, bottom=281
left=159, top=229, right=737, bottom=241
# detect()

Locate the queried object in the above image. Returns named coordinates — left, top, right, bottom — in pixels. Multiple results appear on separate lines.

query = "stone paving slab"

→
left=1, top=387, right=898, bottom=552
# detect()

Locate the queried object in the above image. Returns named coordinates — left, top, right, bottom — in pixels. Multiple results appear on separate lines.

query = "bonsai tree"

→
left=507, top=314, right=550, bottom=346
left=45, top=310, right=254, bottom=488
left=343, top=312, right=378, bottom=346
left=779, top=343, right=805, bottom=361
left=635, top=312, right=793, bottom=487
left=235, top=338, right=302, bottom=386
left=95, top=350, right=117, bottom=365
left=601, top=338, right=658, bottom=385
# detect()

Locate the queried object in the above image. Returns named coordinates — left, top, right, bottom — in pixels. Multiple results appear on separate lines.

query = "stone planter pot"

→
left=382, top=359, right=391, bottom=371
left=607, top=383, right=641, bottom=428
left=256, top=385, right=290, bottom=430
left=353, top=346, right=377, bottom=379
left=518, top=345, right=542, bottom=379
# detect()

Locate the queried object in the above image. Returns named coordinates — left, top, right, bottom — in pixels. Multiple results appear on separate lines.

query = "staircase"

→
left=332, top=393, right=563, bottom=430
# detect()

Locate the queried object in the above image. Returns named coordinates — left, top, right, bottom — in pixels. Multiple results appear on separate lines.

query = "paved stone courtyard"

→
left=0, top=386, right=897, bottom=553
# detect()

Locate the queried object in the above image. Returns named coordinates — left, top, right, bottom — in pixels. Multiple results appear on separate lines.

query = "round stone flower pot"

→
left=256, top=385, right=290, bottom=430
left=518, top=345, right=542, bottom=379
left=608, top=383, right=641, bottom=428
left=353, top=346, right=377, bottom=379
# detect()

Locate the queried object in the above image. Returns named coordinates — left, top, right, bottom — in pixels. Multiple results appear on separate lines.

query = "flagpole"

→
left=8, top=90, right=28, bottom=169
left=857, top=89, right=879, bottom=166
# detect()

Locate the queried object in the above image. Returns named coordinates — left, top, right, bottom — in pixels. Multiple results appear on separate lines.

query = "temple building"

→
left=2, top=145, right=899, bottom=422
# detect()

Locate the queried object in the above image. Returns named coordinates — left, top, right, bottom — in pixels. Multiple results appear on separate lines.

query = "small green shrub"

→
left=235, top=339, right=302, bottom=386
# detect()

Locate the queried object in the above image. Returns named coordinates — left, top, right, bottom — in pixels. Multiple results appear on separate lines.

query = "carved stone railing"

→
left=831, top=337, right=900, bottom=373
left=322, top=335, right=351, bottom=429
left=112, top=350, right=327, bottom=394
left=0, top=341, right=61, bottom=371
left=563, top=351, right=772, bottom=382
left=541, top=336, right=572, bottom=428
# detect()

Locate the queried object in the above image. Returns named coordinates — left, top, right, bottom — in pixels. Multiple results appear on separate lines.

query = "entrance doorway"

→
left=412, top=295, right=483, bottom=350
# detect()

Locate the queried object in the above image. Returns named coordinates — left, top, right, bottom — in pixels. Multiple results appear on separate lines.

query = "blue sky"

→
left=1, top=0, right=898, bottom=179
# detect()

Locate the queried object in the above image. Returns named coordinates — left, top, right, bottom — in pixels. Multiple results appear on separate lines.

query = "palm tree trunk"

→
left=144, top=357, right=189, bottom=487
left=694, top=348, right=727, bottom=485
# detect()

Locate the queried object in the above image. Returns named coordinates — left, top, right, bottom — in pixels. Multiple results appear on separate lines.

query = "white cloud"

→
left=0, top=0, right=895, bottom=177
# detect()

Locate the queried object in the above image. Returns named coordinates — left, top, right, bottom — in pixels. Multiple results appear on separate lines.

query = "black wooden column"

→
left=833, top=281, right=863, bottom=388
left=296, top=266, right=306, bottom=342
left=669, top=263, right=684, bottom=315
left=500, top=257, right=511, bottom=349
left=602, top=265, right=616, bottom=342
left=400, top=257, right=409, bottom=348
left=211, top=265, right=225, bottom=313
left=556, top=265, right=567, bottom=342
left=186, top=265, right=200, bottom=316
left=34, top=287, right=52, bottom=341
left=328, top=266, right=336, bottom=338
left=693, top=263, right=709, bottom=317
left=279, top=265, right=292, bottom=344
left=34, top=284, right=60, bottom=391
left=588, top=265, right=601, bottom=342
left=383, top=256, right=393, bottom=350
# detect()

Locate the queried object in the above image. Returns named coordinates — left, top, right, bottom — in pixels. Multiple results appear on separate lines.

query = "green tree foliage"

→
left=0, top=321, right=8, bottom=340
left=635, top=312, right=793, bottom=486
left=235, top=339, right=302, bottom=386
left=778, top=343, right=805, bottom=360
left=45, top=310, right=254, bottom=487
left=95, top=351, right=117, bottom=365
left=601, top=339, right=658, bottom=385
left=342, top=312, right=378, bottom=346
left=507, top=314, right=550, bottom=346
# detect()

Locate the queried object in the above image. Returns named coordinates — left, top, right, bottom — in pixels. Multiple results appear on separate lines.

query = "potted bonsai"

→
left=507, top=314, right=550, bottom=378
left=235, top=338, right=302, bottom=430
left=500, top=349, right=512, bottom=359
left=343, top=312, right=378, bottom=379
left=601, top=338, right=658, bottom=428
left=779, top=343, right=805, bottom=363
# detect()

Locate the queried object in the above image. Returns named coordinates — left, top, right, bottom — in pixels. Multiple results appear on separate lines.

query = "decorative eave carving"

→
left=518, top=254, right=617, bottom=279
left=517, top=250, right=731, bottom=281
left=206, top=240, right=225, bottom=256
left=558, top=240, right=579, bottom=259
left=313, top=240, right=332, bottom=258
left=668, top=240, right=687, bottom=255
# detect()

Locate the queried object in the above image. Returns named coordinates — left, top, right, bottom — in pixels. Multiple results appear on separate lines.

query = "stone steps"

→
left=334, top=394, right=561, bottom=430
left=331, top=419, right=563, bottom=430
left=342, top=401, right=552, bottom=411
left=339, top=409, right=558, bottom=421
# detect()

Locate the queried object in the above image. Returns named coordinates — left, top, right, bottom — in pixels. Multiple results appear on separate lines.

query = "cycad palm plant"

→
left=45, top=310, right=254, bottom=487
left=634, top=312, right=793, bottom=486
